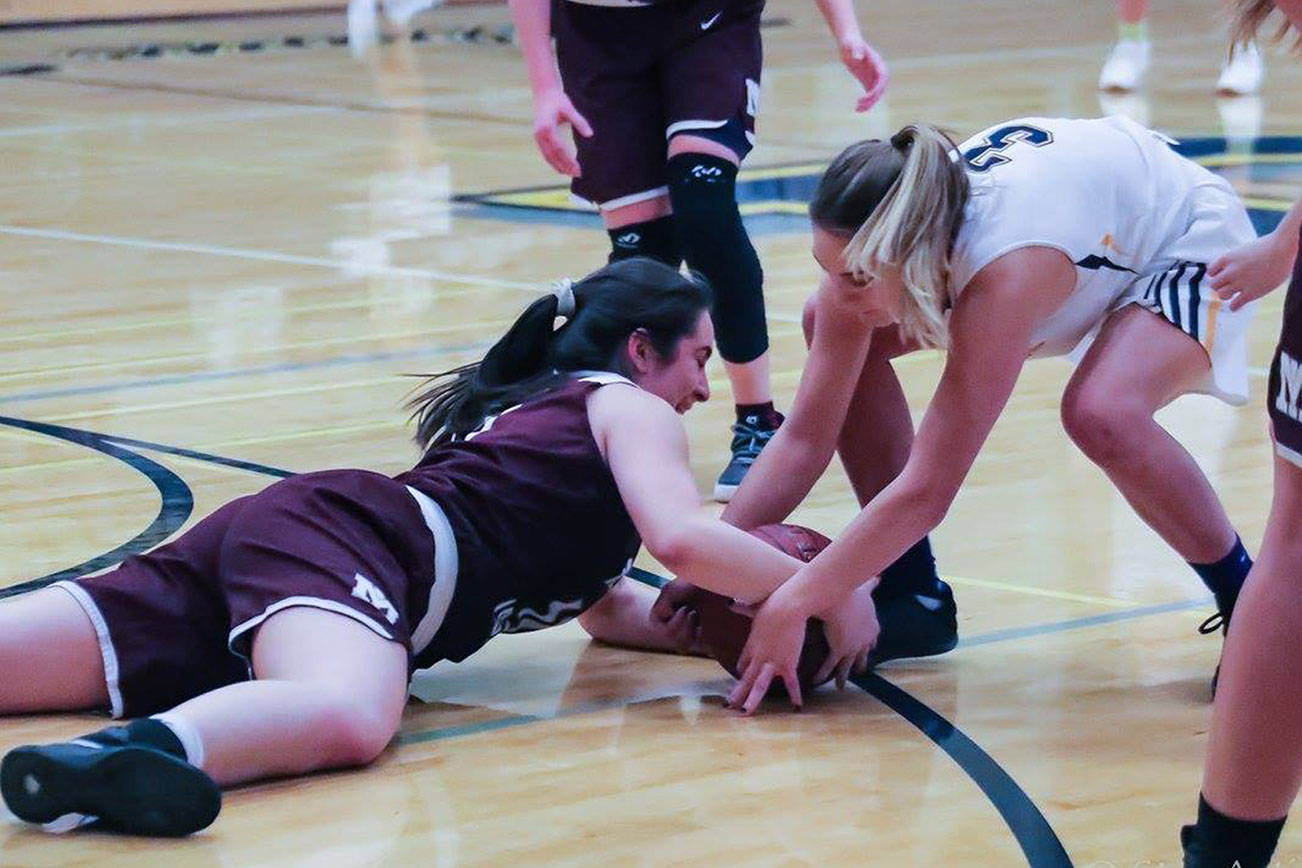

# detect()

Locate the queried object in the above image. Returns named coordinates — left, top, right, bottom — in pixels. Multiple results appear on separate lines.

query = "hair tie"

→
left=889, top=129, right=913, bottom=151
left=552, top=278, right=576, bottom=319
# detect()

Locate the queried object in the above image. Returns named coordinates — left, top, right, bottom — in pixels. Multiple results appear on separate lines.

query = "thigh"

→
left=553, top=2, right=670, bottom=208
left=1066, top=302, right=1212, bottom=413
left=661, top=0, right=763, bottom=161
left=0, top=587, right=106, bottom=713
left=251, top=607, right=408, bottom=724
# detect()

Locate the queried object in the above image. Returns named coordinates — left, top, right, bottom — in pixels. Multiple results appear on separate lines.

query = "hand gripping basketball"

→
left=656, top=524, right=836, bottom=697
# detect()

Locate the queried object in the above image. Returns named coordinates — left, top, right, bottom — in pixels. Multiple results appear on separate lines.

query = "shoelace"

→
left=1198, top=612, right=1226, bottom=635
left=730, top=420, right=776, bottom=461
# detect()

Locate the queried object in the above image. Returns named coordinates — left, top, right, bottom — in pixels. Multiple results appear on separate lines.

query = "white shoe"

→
left=383, top=0, right=445, bottom=28
left=1098, top=39, right=1152, bottom=92
left=347, top=0, right=380, bottom=59
left=1216, top=42, right=1264, bottom=95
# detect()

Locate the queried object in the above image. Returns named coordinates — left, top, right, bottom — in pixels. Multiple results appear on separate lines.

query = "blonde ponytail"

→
left=810, top=125, right=969, bottom=348
left=1227, top=0, right=1299, bottom=52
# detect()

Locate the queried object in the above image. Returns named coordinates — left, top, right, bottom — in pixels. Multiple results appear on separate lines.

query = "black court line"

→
left=0, top=416, right=195, bottom=598
left=851, top=670, right=1073, bottom=866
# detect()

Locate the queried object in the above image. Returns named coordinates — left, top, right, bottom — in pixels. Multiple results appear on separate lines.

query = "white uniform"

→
left=950, top=115, right=1257, bottom=404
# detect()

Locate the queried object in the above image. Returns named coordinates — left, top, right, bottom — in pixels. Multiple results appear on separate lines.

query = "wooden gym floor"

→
left=1, top=0, right=1300, bottom=863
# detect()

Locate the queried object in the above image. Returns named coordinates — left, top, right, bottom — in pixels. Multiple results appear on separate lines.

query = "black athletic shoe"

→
left=867, top=580, right=959, bottom=666
left=713, top=416, right=778, bottom=502
left=1, top=737, right=221, bottom=836
left=1200, top=612, right=1227, bottom=697
left=1181, top=822, right=1274, bottom=868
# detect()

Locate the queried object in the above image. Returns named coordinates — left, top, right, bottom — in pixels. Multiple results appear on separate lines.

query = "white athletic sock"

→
left=151, top=712, right=206, bottom=770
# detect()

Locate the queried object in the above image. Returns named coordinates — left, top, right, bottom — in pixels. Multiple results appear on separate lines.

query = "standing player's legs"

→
left=0, top=588, right=107, bottom=713
left=1183, top=455, right=1302, bottom=867
left=1061, top=304, right=1249, bottom=620
left=659, top=0, right=780, bottom=501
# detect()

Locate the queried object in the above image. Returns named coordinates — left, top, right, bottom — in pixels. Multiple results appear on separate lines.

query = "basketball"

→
left=672, top=523, right=835, bottom=693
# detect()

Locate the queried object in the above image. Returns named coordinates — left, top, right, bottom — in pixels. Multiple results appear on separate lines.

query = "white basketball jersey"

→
left=950, top=116, right=1235, bottom=358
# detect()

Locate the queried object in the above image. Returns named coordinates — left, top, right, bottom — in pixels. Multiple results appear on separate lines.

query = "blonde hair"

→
left=809, top=125, right=969, bottom=348
left=1228, top=0, right=1300, bottom=53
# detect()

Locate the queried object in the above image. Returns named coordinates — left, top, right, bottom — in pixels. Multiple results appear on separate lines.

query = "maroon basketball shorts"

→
left=553, top=0, right=764, bottom=209
left=1269, top=245, right=1302, bottom=469
left=54, top=470, right=449, bottom=718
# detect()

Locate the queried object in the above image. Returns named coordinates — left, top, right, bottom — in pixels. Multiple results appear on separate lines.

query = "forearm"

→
left=812, top=0, right=864, bottom=41
left=579, top=580, right=687, bottom=653
left=506, top=0, right=560, bottom=94
left=1272, top=197, right=1302, bottom=258
left=657, top=514, right=807, bottom=604
left=788, top=473, right=947, bottom=613
left=722, top=425, right=837, bottom=529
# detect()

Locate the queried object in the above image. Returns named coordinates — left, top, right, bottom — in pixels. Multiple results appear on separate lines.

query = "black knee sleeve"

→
left=607, top=216, right=681, bottom=267
left=666, top=153, right=768, bottom=364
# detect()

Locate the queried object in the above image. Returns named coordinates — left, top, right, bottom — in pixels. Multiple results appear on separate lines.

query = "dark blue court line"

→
left=99, top=433, right=296, bottom=479
left=0, top=340, right=493, bottom=406
left=0, top=416, right=194, bottom=599
left=959, top=596, right=1212, bottom=649
left=851, top=670, right=1072, bottom=866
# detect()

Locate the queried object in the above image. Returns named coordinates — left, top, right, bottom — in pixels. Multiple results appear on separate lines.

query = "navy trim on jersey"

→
left=1074, top=254, right=1137, bottom=274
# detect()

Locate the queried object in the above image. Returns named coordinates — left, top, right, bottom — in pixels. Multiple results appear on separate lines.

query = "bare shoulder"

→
left=586, top=382, right=683, bottom=457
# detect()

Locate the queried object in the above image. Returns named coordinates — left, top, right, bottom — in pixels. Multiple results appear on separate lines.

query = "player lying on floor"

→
left=0, top=258, right=878, bottom=837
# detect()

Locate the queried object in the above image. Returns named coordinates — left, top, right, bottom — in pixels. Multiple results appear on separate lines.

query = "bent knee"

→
left=316, top=690, right=403, bottom=767
left=1060, top=389, right=1151, bottom=461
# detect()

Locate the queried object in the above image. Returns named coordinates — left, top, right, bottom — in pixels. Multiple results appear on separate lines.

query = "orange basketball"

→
left=677, top=523, right=834, bottom=694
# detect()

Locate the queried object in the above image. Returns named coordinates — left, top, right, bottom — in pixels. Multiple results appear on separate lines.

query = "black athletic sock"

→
left=878, top=536, right=943, bottom=599
left=83, top=719, right=187, bottom=761
left=1190, top=536, right=1252, bottom=619
left=735, top=401, right=783, bottom=430
left=1181, top=794, right=1285, bottom=868
left=607, top=216, right=681, bottom=267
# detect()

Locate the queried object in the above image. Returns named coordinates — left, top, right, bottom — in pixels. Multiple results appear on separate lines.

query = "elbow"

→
left=644, top=524, right=704, bottom=576
left=895, top=474, right=955, bottom=534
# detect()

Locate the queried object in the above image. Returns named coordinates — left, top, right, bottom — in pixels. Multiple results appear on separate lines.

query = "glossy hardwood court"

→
left=2, top=0, right=1301, bottom=863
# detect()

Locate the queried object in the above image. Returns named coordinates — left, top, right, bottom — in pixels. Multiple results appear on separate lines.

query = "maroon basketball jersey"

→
left=395, top=373, right=641, bottom=664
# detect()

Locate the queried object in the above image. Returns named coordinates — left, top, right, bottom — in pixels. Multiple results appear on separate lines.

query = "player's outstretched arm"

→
left=507, top=0, right=592, bottom=177
left=812, top=0, right=889, bottom=111
left=723, top=285, right=874, bottom=530
left=728, top=248, right=1071, bottom=713
left=1209, top=196, right=1302, bottom=310
left=589, top=384, right=802, bottom=604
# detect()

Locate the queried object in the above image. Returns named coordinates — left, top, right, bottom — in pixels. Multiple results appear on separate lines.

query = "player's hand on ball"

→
left=839, top=36, right=889, bottom=112
left=728, top=582, right=809, bottom=714
left=1209, top=230, right=1297, bottom=310
left=652, top=579, right=707, bottom=656
left=815, top=578, right=880, bottom=689
left=531, top=87, right=593, bottom=178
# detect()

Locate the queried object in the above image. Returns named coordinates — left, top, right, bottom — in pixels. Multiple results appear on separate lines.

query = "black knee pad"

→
left=667, top=152, right=768, bottom=364
left=607, top=216, right=681, bottom=267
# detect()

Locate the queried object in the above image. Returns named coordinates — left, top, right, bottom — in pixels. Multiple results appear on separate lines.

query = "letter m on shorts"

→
left=351, top=573, right=399, bottom=625
left=1277, top=351, right=1302, bottom=422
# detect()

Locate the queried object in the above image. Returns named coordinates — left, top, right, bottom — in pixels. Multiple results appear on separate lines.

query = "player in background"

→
left=1180, top=3, right=1302, bottom=865
left=0, top=259, right=878, bottom=837
left=507, top=0, right=889, bottom=501
left=1099, top=0, right=1264, bottom=94
left=720, top=115, right=1260, bottom=711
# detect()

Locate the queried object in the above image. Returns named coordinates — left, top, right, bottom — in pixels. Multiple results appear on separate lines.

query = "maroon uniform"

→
left=57, top=374, right=642, bottom=717
left=1269, top=223, right=1302, bottom=469
left=554, top=0, right=764, bottom=209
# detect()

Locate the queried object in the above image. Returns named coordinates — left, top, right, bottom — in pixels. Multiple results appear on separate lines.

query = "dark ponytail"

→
left=406, top=257, right=712, bottom=450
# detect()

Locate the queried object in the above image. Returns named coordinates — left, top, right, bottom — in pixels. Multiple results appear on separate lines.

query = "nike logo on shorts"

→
left=700, top=10, right=721, bottom=29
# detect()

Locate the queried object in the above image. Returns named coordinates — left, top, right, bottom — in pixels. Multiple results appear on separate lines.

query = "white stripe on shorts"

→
left=404, top=486, right=460, bottom=655
left=53, top=580, right=125, bottom=719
